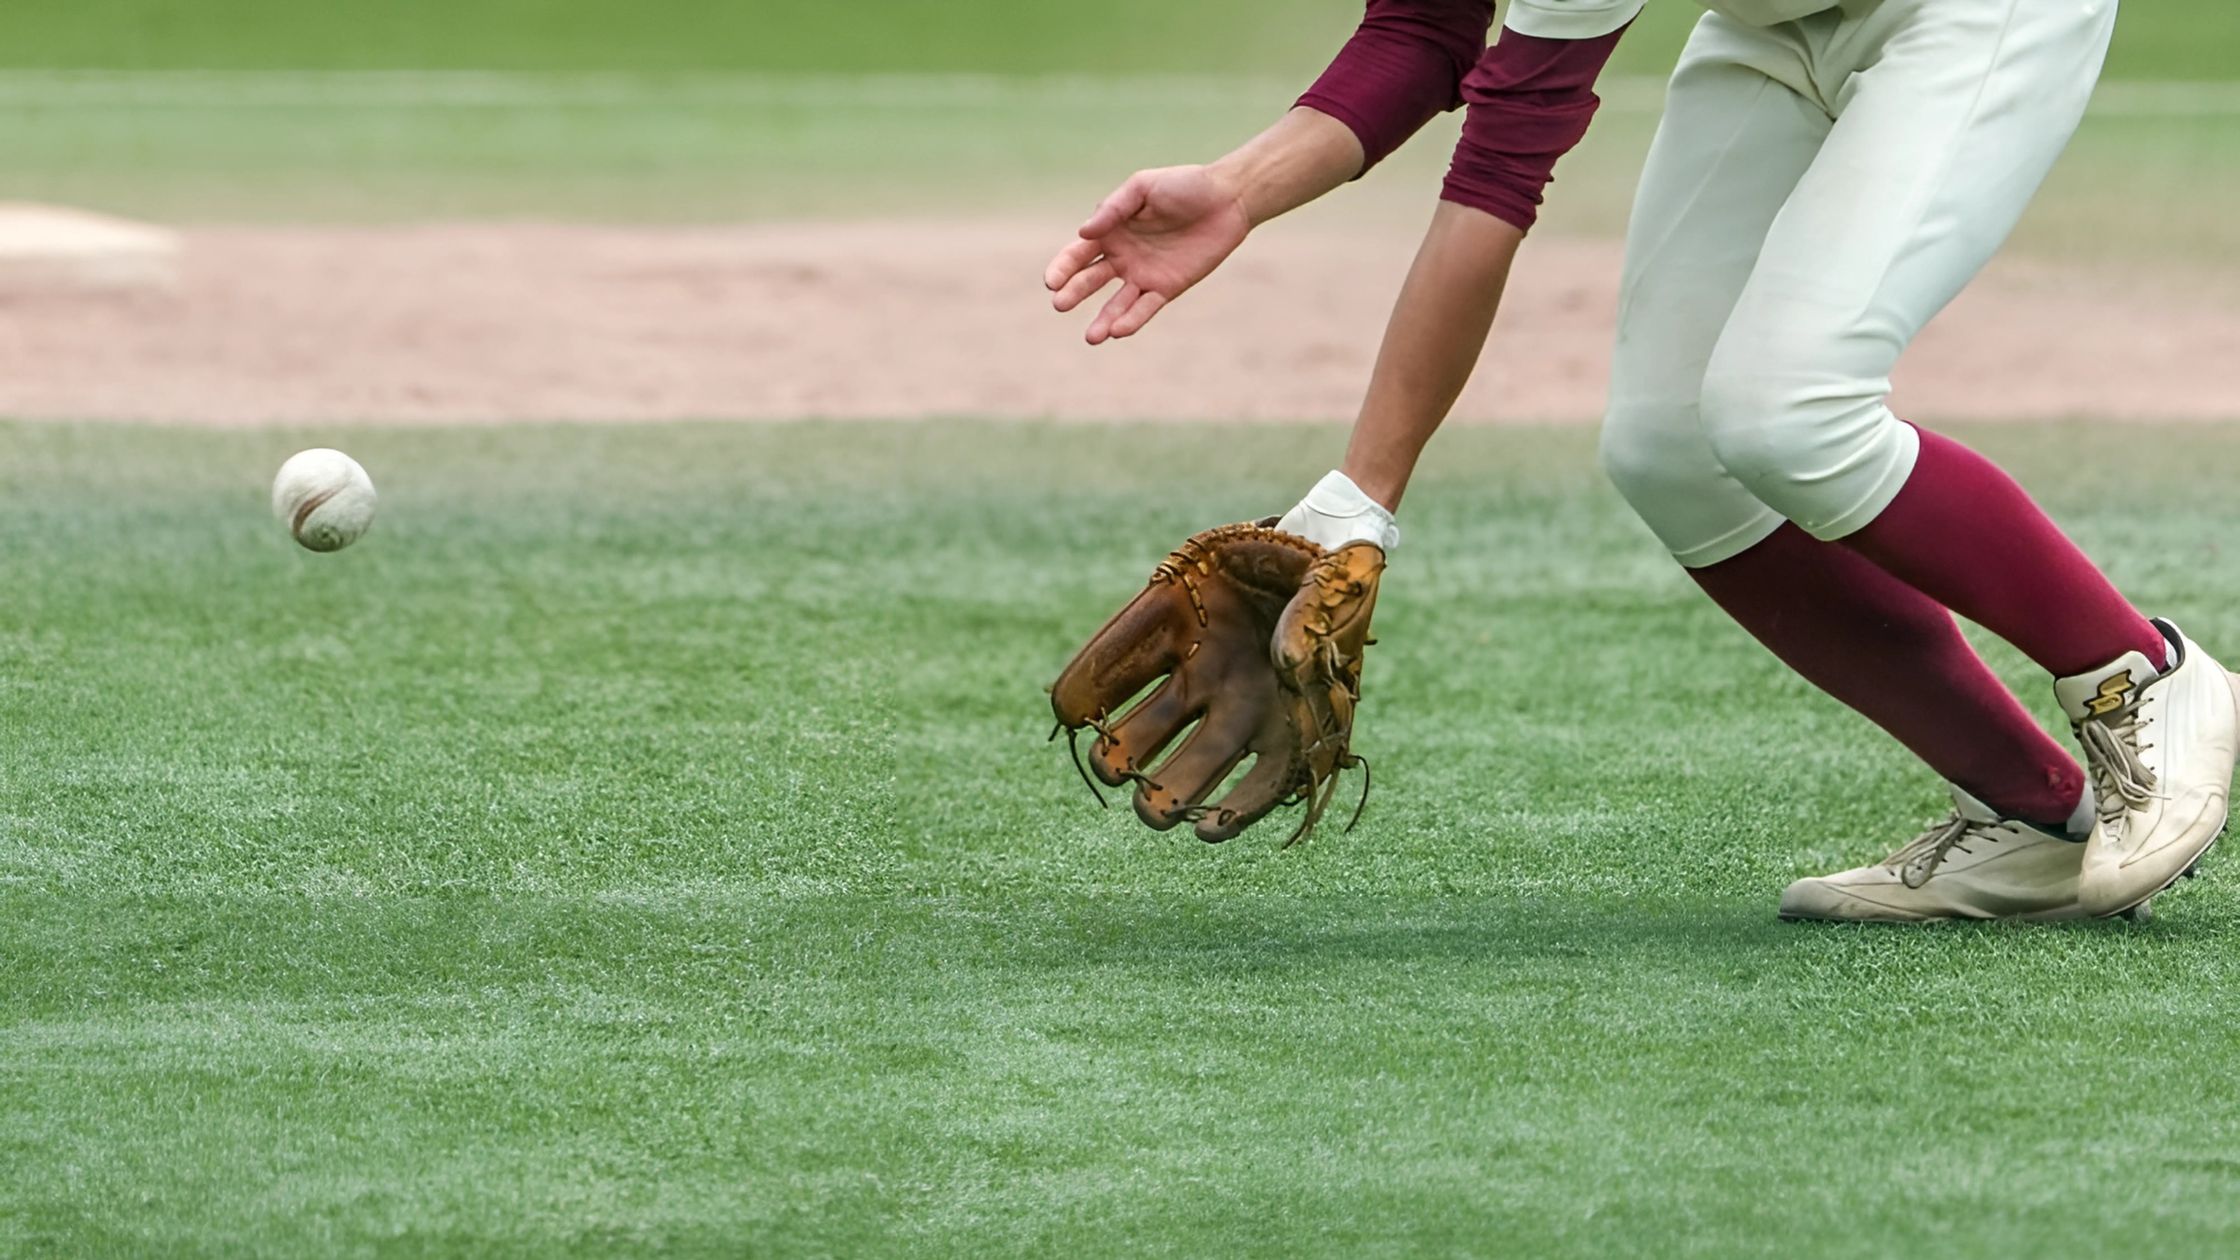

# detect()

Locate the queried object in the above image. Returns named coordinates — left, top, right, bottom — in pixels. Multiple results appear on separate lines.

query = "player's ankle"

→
left=1978, top=776, right=2094, bottom=841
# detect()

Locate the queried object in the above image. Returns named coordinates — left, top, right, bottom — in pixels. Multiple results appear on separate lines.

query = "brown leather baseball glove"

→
left=1049, top=520, right=1384, bottom=844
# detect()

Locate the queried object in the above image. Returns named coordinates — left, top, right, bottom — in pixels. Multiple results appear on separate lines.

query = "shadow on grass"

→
left=1002, top=889, right=2194, bottom=974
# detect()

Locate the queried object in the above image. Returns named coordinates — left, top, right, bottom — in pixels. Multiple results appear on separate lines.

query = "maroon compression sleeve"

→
left=1441, top=25, right=1626, bottom=231
left=1693, top=523, right=2089, bottom=828
left=1296, top=0, right=1494, bottom=171
left=1840, top=427, right=2167, bottom=678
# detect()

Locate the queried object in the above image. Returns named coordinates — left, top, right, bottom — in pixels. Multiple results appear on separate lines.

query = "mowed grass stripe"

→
left=7, top=419, right=2240, bottom=1255
left=0, top=0, right=2231, bottom=80
left=6, top=70, right=2240, bottom=115
left=8, top=892, right=2240, bottom=1256
left=6, top=68, right=2237, bottom=262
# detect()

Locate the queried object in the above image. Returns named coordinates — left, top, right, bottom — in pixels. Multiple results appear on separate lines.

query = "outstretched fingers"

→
left=1084, top=281, right=1138, bottom=345
left=1050, top=258, right=1116, bottom=313
left=1085, top=282, right=1171, bottom=345
left=1107, top=291, right=1168, bottom=339
left=1043, top=236, right=1103, bottom=293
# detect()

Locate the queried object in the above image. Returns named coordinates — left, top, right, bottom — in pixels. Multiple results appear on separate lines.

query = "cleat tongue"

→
left=2054, top=648, right=2160, bottom=723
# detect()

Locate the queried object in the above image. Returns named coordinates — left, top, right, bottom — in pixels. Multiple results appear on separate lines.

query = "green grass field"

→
left=3, top=64, right=2234, bottom=275
left=3, top=0, right=2234, bottom=80
left=3, top=0, right=2235, bottom=281
left=8, top=0, right=2240, bottom=1253
left=10, top=420, right=2240, bottom=1256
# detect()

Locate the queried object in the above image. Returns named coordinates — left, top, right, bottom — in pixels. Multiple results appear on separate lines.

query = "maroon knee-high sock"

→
left=1692, top=523, right=2086, bottom=827
left=1840, top=426, right=2167, bottom=678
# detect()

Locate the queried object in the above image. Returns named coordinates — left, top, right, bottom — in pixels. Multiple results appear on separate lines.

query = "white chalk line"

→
left=0, top=70, right=2233, bottom=117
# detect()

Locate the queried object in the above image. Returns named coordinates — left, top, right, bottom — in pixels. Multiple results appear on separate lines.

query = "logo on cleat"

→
left=2086, top=671, right=2134, bottom=717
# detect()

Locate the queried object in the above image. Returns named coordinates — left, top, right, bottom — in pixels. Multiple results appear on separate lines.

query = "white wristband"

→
left=1274, top=470, right=1399, bottom=552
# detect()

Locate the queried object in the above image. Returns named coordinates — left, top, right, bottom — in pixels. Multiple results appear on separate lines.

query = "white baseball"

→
left=272, top=448, right=377, bottom=552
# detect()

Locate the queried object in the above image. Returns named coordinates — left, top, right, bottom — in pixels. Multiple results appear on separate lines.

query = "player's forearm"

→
left=1207, top=107, right=1368, bottom=227
left=1300, top=23, right=1616, bottom=523
left=1341, top=201, right=1524, bottom=511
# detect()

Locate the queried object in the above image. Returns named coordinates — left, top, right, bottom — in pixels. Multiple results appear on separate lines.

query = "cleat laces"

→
left=2077, top=702, right=2161, bottom=829
left=1882, top=813, right=1982, bottom=889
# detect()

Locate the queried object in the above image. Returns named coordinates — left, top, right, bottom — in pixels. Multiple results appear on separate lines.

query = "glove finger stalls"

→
left=1053, top=523, right=1355, bottom=845
left=1132, top=704, right=1257, bottom=830
left=1191, top=753, right=1298, bottom=843
left=1090, top=675, right=1196, bottom=788
left=1051, top=583, right=1188, bottom=728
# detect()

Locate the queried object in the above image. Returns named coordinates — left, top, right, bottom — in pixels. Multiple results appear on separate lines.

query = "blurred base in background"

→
left=0, top=202, right=176, bottom=297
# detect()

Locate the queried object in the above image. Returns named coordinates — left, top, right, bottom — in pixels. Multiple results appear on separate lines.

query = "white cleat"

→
left=1778, top=787, right=2093, bottom=923
left=2055, top=619, right=2240, bottom=919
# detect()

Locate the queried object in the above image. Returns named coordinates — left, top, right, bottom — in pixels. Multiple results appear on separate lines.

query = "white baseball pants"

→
left=1597, top=0, right=2117, bottom=567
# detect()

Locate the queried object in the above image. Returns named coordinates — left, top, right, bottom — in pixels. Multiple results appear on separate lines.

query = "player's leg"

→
left=1692, top=0, right=2237, bottom=915
left=1693, top=0, right=2145, bottom=674
left=1600, top=14, right=2092, bottom=918
left=1598, top=14, right=1812, bottom=573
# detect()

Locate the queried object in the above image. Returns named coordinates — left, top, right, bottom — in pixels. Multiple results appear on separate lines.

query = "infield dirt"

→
left=2, top=218, right=2235, bottom=426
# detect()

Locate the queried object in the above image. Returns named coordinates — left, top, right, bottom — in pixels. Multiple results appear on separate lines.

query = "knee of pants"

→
left=1598, top=403, right=1699, bottom=515
left=1696, top=341, right=1907, bottom=536
left=1596, top=399, right=1744, bottom=531
left=1696, top=362, right=1799, bottom=496
left=1600, top=393, right=1791, bottom=564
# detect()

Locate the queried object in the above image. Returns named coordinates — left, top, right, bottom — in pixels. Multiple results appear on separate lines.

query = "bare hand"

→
left=1043, top=165, right=1252, bottom=345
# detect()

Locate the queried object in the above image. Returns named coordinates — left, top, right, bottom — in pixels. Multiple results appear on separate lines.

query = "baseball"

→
left=272, top=448, right=377, bottom=552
